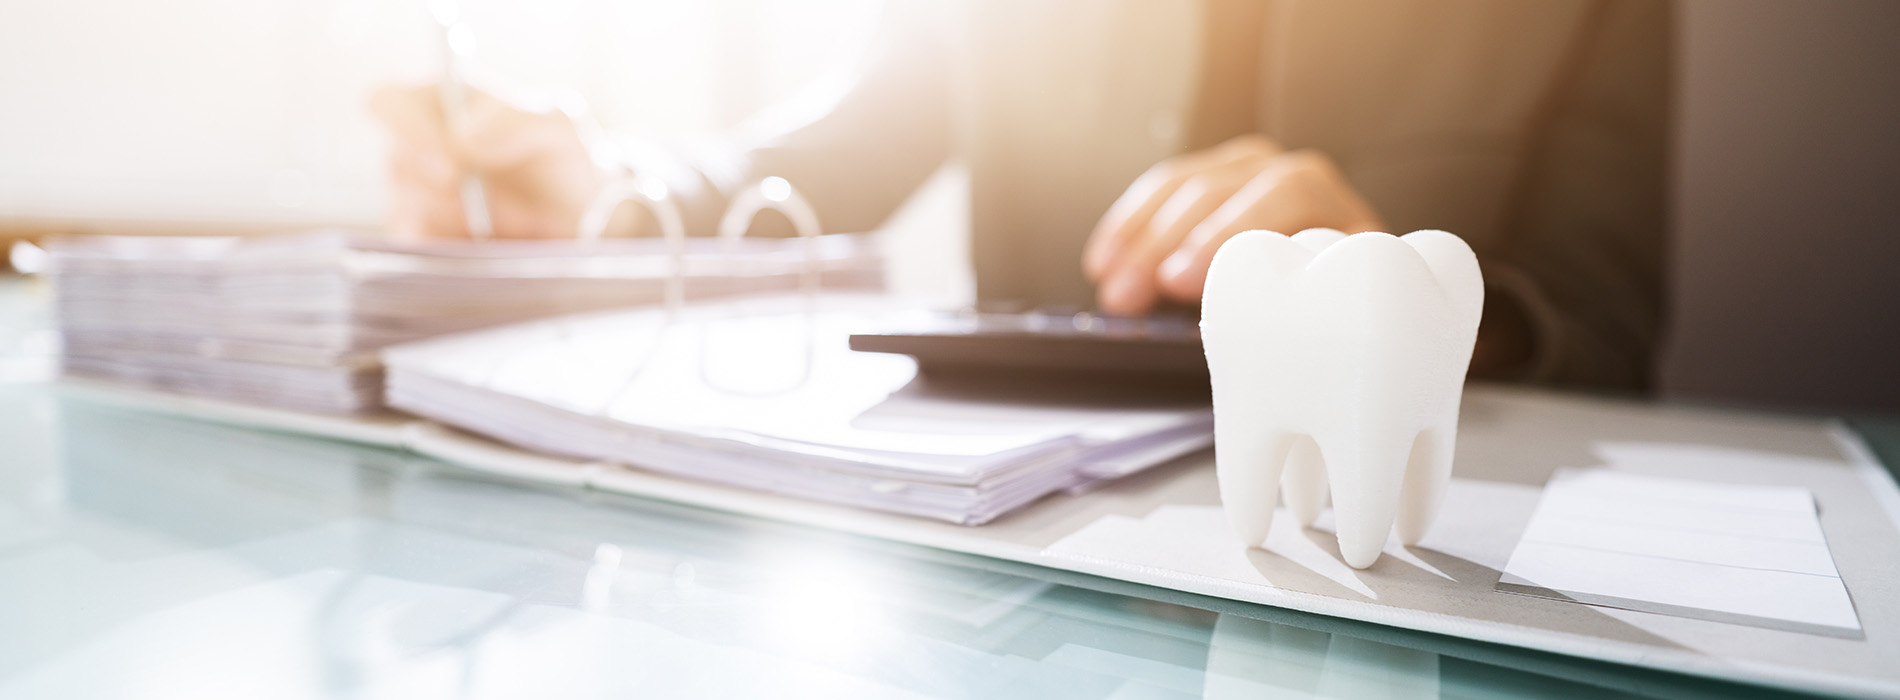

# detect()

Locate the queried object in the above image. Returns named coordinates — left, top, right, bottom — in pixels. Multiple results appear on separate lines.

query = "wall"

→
left=1663, top=0, right=1900, bottom=412
left=0, top=0, right=879, bottom=233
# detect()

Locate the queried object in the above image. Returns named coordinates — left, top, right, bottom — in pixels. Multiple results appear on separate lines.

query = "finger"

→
left=373, top=84, right=478, bottom=238
left=1085, top=170, right=1189, bottom=282
left=388, top=145, right=469, bottom=237
left=1083, top=135, right=1282, bottom=280
left=455, top=91, right=582, bottom=173
left=1156, top=212, right=1297, bottom=305
left=369, top=84, right=450, bottom=152
left=486, top=186, right=577, bottom=239
left=386, top=187, right=426, bottom=242
left=1097, top=261, right=1162, bottom=316
left=1155, top=151, right=1382, bottom=302
left=1084, top=136, right=1279, bottom=280
left=391, top=164, right=469, bottom=240
left=1122, top=157, right=1269, bottom=272
left=387, top=181, right=468, bottom=241
left=1096, top=158, right=1266, bottom=314
left=417, top=184, right=470, bottom=239
left=389, top=143, right=458, bottom=193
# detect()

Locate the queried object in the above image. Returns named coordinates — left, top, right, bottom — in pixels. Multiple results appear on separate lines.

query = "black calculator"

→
left=848, top=308, right=1209, bottom=389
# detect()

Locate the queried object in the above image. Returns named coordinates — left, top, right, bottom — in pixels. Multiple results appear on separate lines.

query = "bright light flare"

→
left=760, top=176, right=792, bottom=203
left=758, top=555, right=888, bottom=666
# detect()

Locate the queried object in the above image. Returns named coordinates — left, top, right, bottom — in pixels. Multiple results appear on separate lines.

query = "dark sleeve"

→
left=640, top=2, right=955, bottom=238
left=1475, top=0, right=1673, bottom=392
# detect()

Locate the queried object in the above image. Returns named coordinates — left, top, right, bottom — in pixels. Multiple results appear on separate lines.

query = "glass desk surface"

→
left=0, top=276, right=1877, bottom=700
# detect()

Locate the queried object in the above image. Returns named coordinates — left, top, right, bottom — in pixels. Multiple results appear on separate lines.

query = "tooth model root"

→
left=1396, top=424, right=1456, bottom=546
left=1281, top=436, right=1328, bottom=527
left=1320, top=427, right=1420, bottom=571
left=1215, top=429, right=1294, bottom=548
left=1200, top=229, right=1484, bottom=570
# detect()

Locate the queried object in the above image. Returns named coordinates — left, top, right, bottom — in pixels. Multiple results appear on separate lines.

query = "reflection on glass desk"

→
left=0, top=383, right=1846, bottom=700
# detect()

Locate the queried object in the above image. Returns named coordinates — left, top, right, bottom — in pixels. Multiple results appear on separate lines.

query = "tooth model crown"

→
left=1200, top=229, right=1483, bottom=569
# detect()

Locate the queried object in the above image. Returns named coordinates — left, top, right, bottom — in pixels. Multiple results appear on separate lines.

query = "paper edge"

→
left=1493, top=580, right=1864, bottom=640
left=1830, top=421, right=1900, bottom=542
left=57, top=377, right=413, bottom=447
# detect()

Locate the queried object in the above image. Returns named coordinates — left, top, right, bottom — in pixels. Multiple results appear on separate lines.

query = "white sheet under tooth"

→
left=1320, top=429, right=1411, bottom=570
left=1396, top=425, right=1455, bottom=545
left=1281, top=435, right=1328, bottom=526
left=1216, top=429, right=1293, bottom=547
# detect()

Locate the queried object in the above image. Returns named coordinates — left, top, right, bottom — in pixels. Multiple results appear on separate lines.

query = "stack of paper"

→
left=48, top=231, right=882, bottom=413
left=383, top=295, right=1214, bottom=524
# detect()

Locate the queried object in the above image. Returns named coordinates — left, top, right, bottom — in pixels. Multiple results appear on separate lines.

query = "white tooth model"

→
left=1201, top=229, right=1483, bottom=569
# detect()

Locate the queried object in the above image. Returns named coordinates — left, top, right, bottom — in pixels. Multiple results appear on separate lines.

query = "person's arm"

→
left=374, top=3, right=953, bottom=241
left=1082, top=0, right=1671, bottom=389
left=681, top=2, right=954, bottom=237
left=1472, top=0, right=1672, bottom=390
left=372, top=86, right=603, bottom=240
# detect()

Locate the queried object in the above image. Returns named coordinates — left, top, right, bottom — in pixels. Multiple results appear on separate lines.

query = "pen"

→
left=429, top=0, right=494, bottom=240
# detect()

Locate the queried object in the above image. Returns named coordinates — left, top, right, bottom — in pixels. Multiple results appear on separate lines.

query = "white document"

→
left=383, top=294, right=1214, bottom=525
left=1498, top=468, right=1862, bottom=637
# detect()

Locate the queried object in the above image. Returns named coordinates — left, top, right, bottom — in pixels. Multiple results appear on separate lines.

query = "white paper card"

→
left=1498, top=468, right=1861, bottom=637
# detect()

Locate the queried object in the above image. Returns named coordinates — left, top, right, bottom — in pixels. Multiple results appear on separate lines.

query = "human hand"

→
left=370, top=85, right=604, bottom=240
left=1084, top=135, right=1385, bottom=315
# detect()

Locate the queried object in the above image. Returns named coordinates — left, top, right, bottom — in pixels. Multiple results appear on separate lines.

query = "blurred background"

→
left=0, top=0, right=1895, bottom=413
left=0, top=0, right=884, bottom=234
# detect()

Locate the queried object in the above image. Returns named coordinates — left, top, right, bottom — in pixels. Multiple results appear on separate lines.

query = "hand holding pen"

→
left=371, top=84, right=603, bottom=240
left=369, top=4, right=603, bottom=240
left=430, top=0, right=492, bottom=239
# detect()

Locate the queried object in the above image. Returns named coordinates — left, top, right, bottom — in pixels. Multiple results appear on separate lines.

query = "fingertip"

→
left=418, top=149, right=456, bottom=188
left=1159, top=275, right=1207, bottom=305
left=367, top=83, right=410, bottom=117
left=1098, top=269, right=1157, bottom=316
left=1157, top=252, right=1210, bottom=301
left=1158, top=251, right=1193, bottom=282
left=369, top=84, right=450, bottom=152
left=1082, top=241, right=1117, bottom=281
left=1085, top=207, right=1140, bottom=279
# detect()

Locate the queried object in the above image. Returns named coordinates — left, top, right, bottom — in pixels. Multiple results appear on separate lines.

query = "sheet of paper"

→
left=383, top=294, right=1217, bottom=523
left=1497, top=468, right=1862, bottom=637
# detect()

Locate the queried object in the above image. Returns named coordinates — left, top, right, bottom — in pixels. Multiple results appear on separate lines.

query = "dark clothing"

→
left=653, top=0, right=1672, bottom=391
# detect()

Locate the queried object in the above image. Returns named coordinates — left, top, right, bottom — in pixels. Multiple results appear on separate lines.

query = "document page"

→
left=1497, top=468, right=1861, bottom=637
